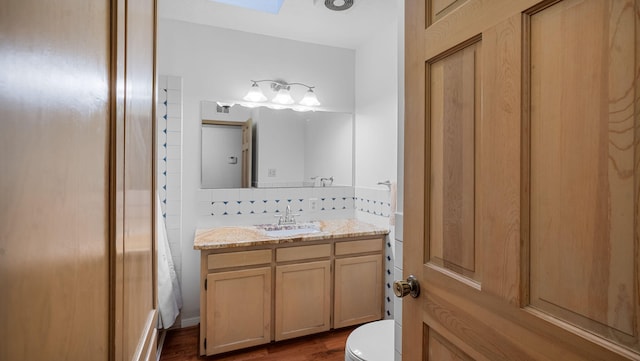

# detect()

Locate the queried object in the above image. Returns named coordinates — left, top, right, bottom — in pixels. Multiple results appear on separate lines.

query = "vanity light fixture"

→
left=243, top=79, right=321, bottom=107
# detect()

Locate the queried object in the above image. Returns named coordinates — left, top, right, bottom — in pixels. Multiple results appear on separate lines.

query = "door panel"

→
left=529, top=0, right=638, bottom=345
left=430, top=0, right=466, bottom=24
left=206, top=267, right=271, bottom=355
left=427, top=330, right=472, bottom=361
left=429, top=40, right=480, bottom=282
left=275, top=261, right=331, bottom=340
left=0, top=1, right=111, bottom=359
left=403, top=0, right=640, bottom=359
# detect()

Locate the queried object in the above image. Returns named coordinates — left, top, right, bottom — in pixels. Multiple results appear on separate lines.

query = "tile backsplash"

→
left=196, top=187, right=355, bottom=222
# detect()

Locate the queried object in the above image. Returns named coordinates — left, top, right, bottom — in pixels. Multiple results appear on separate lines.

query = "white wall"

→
left=157, top=19, right=356, bottom=323
left=354, top=19, right=399, bottom=188
left=352, top=8, right=400, bottom=331
left=159, top=19, right=355, bottom=113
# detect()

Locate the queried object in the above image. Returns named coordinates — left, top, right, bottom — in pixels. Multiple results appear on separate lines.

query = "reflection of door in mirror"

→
left=241, top=119, right=252, bottom=188
left=201, top=120, right=252, bottom=188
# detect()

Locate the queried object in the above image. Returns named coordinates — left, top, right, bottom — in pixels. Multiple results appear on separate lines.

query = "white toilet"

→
left=345, top=320, right=394, bottom=361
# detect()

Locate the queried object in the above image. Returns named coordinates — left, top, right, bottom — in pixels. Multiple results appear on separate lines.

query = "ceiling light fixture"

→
left=243, top=79, right=321, bottom=108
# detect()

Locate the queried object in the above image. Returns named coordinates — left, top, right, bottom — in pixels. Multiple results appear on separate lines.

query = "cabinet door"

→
left=206, top=267, right=271, bottom=355
left=275, top=260, right=331, bottom=341
left=334, top=255, right=382, bottom=328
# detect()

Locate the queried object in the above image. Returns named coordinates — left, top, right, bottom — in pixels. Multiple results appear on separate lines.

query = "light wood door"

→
left=0, top=1, right=112, bottom=359
left=206, top=267, right=272, bottom=355
left=275, top=260, right=331, bottom=341
left=1, top=0, right=157, bottom=360
left=404, top=0, right=640, bottom=360
left=242, top=118, right=252, bottom=188
left=334, top=255, right=383, bottom=328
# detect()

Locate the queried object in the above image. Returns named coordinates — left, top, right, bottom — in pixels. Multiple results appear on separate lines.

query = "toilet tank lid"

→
left=346, top=320, right=395, bottom=361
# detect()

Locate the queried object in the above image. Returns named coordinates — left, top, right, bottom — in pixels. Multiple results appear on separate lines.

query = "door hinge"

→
left=204, top=279, right=207, bottom=291
left=204, top=338, right=207, bottom=350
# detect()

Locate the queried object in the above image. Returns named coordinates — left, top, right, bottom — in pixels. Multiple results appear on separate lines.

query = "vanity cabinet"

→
left=275, top=244, right=332, bottom=341
left=334, top=239, right=384, bottom=328
left=201, top=250, right=273, bottom=356
left=197, top=226, right=387, bottom=357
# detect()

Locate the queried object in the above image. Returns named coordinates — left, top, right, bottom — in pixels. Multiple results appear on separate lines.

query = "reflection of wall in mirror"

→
left=304, top=112, right=352, bottom=187
left=253, top=107, right=306, bottom=187
left=253, top=108, right=353, bottom=188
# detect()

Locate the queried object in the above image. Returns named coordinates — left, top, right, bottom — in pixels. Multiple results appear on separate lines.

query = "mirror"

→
left=201, top=104, right=353, bottom=189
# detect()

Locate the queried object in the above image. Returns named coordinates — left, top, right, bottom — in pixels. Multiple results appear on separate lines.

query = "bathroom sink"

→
left=255, top=223, right=321, bottom=237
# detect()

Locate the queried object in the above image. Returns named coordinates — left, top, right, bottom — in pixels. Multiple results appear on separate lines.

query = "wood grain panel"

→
left=429, top=42, right=479, bottom=280
left=277, top=244, right=331, bottom=262
left=333, top=255, right=382, bottom=328
left=122, top=0, right=157, bottom=359
left=529, top=0, right=639, bottom=349
left=0, top=1, right=110, bottom=360
left=275, top=261, right=331, bottom=340
left=428, top=329, right=472, bottom=361
left=403, top=1, right=427, bottom=359
left=334, top=238, right=382, bottom=256
left=477, top=13, right=523, bottom=304
left=206, top=267, right=272, bottom=355
left=209, top=249, right=272, bottom=269
left=424, top=0, right=539, bottom=61
left=430, top=0, right=467, bottom=24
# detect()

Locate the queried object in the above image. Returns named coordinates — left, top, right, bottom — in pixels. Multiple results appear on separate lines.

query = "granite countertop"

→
left=194, top=218, right=389, bottom=250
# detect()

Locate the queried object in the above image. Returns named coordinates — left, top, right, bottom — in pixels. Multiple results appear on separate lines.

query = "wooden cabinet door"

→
left=404, top=0, right=640, bottom=360
left=275, top=261, right=331, bottom=341
left=334, top=255, right=382, bottom=328
left=206, top=267, right=272, bottom=355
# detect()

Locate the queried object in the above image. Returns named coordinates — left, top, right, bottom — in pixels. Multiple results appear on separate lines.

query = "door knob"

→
left=393, top=275, right=420, bottom=298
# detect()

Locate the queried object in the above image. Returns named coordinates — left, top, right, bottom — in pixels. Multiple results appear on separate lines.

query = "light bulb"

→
left=272, top=88, right=295, bottom=105
left=298, top=88, right=321, bottom=106
left=243, top=83, right=267, bottom=102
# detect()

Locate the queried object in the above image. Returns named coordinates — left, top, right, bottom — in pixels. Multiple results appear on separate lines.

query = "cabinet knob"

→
left=393, top=275, right=420, bottom=298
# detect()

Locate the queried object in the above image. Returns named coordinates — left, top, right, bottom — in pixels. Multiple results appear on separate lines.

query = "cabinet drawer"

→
left=335, top=238, right=382, bottom=256
left=208, top=249, right=272, bottom=270
left=277, top=244, right=331, bottom=262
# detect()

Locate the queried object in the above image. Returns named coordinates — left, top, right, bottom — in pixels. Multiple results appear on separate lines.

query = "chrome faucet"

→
left=320, top=176, right=334, bottom=187
left=276, top=205, right=299, bottom=225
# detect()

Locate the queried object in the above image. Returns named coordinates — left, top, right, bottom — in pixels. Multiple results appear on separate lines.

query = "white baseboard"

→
left=180, top=316, right=200, bottom=328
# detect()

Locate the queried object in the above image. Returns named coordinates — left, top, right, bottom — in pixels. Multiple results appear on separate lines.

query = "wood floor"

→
left=159, top=326, right=357, bottom=361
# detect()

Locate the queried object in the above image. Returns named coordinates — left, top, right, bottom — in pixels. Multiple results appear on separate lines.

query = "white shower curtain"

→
left=156, top=194, right=182, bottom=329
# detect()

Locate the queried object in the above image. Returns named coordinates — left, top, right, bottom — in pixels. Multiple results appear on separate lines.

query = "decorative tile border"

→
left=204, top=196, right=357, bottom=216
left=157, top=75, right=183, bottom=288
left=355, top=197, right=392, bottom=217
left=158, top=83, right=168, bottom=217
left=384, top=235, right=394, bottom=319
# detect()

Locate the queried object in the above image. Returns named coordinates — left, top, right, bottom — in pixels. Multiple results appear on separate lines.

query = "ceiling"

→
left=157, top=0, right=398, bottom=49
